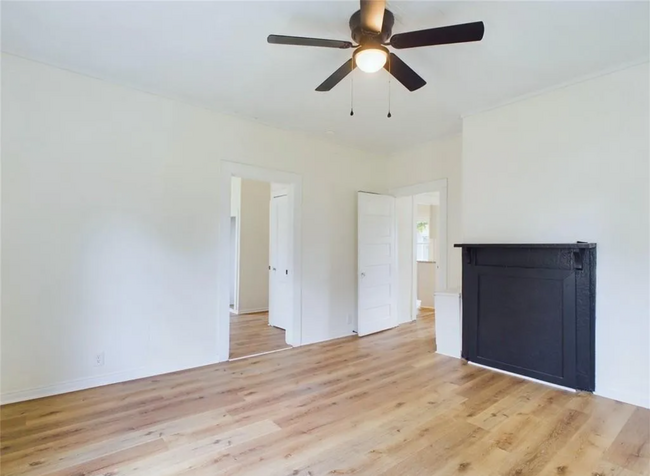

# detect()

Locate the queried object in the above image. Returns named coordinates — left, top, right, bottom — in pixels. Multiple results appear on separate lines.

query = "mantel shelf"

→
left=454, top=242, right=596, bottom=249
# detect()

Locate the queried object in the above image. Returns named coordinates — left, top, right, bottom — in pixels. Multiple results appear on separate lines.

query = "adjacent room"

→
left=229, top=177, right=293, bottom=360
left=1, top=1, right=649, bottom=475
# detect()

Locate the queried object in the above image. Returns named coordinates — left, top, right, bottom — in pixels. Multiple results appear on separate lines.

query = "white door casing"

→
left=269, top=194, right=291, bottom=332
left=357, top=192, right=398, bottom=336
left=230, top=217, right=237, bottom=307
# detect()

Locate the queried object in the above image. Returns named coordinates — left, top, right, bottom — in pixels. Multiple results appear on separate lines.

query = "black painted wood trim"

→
left=455, top=242, right=596, bottom=249
left=459, top=243, right=596, bottom=391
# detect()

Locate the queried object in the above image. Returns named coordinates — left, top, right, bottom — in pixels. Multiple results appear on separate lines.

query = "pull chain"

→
left=350, top=61, right=355, bottom=116
left=387, top=54, right=392, bottom=118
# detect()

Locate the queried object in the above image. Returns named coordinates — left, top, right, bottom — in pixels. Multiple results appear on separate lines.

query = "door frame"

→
left=390, top=179, right=448, bottom=321
left=218, top=161, right=303, bottom=361
left=230, top=215, right=240, bottom=314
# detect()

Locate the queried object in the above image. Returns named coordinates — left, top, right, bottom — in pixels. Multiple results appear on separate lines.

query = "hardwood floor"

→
left=229, top=311, right=291, bottom=360
left=417, top=307, right=435, bottom=320
left=1, top=313, right=648, bottom=476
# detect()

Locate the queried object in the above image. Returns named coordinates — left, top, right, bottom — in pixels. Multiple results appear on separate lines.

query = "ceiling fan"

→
left=267, top=0, right=484, bottom=92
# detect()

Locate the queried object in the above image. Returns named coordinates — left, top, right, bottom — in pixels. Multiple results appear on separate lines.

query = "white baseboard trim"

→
left=302, top=331, right=356, bottom=346
left=468, top=362, right=577, bottom=393
left=0, top=357, right=221, bottom=405
left=233, top=307, right=269, bottom=315
left=1, top=368, right=149, bottom=405
left=595, top=387, right=650, bottom=409
left=0, top=332, right=358, bottom=405
left=2, top=329, right=359, bottom=405
left=228, top=346, right=292, bottom=362
left=436, top=348, right=461, bottom=359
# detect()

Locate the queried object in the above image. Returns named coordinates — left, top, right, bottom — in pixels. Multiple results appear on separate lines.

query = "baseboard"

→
left=1, top=368, right=149, bottom=405
left=468, top=362, right=577, bottom=393
left=595, top=387, right=650, bottom=409
left=467, top=363, right=649, bottom=408
left=2, top=328, right=358, bottom=405
left=436, top=348, right=461, bottom=359
left=0, top=357, right=222, bottom=405
left=302, top=331, right=356, bottom=346
left=233, top=307, right=269, bottom=315
left=228, top=346, right=291, bottom=362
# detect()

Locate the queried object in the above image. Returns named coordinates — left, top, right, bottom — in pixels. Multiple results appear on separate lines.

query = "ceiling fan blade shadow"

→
left=268, top=35, right=353, bottom=49
left=384, top=53, right=426, bottom=91
left=360, top=0, right=386, bottom=34
left=390, top=21, right=484, bottom=49
left=316, top=58, right=356, bottom=92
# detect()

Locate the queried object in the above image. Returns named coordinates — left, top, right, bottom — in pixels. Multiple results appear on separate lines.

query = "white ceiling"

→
left=2, top=1, right=649, bottom=154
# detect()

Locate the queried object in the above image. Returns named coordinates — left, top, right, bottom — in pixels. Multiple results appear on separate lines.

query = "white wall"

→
left=462, top=63, right=650, bottom=408
left=237, top=179, right=270, bottom=313
left=388, top=134, right=463, bottom=290
left=0, top=54, right=387, bottom=402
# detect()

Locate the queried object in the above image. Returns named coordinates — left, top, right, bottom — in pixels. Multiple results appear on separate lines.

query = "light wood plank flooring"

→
left=1, top=313, right=648, bottom=476
left=417, top=307, right=435, bottom=321
left=229, top=311, right=291, bottom=360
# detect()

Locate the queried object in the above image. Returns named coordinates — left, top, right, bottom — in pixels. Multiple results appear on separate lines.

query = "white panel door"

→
left=269, top=194, right=291, bottom=331
left=358, top=192, right=398, bottom=336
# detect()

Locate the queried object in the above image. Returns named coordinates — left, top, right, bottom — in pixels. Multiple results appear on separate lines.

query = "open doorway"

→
left=218, top=161, right=302, bottom=362
left=391, top=180, right=448, bottom=337
left=228, top=177, right=293, bottom=359
left=413, top=192, right=439, bottom=323
left=355, top=183, right=447, bottom=340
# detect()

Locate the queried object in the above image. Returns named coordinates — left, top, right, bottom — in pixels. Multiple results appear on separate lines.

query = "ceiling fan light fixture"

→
left=354, top=44, right=388, bottom=73
left=268, top=2, right=484, bottom=92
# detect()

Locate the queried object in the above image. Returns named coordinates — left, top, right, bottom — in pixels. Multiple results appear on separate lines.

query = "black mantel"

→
left=454, top=242, right=596, bottom=391
left=455, top=242, right=596, bottom=249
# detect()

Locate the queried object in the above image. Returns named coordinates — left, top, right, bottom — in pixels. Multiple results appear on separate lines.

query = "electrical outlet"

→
left=94, top=352, right=105, bottom=367
left=347, top=314, right=352, bottom=325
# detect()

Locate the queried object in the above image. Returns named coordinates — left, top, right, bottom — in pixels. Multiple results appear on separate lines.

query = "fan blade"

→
left=267, top=34, right=353, bottom=49
left=316, top=58, right=356, bottom=92
left=360, top=0, right=386, bottom=34
left=390, top=21, right=484, bottom=49
left=384, top=53, right=426, bottom=91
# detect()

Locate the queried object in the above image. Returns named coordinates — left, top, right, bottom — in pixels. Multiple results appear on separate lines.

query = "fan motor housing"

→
left=349, top=9, right=395, bottom=44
